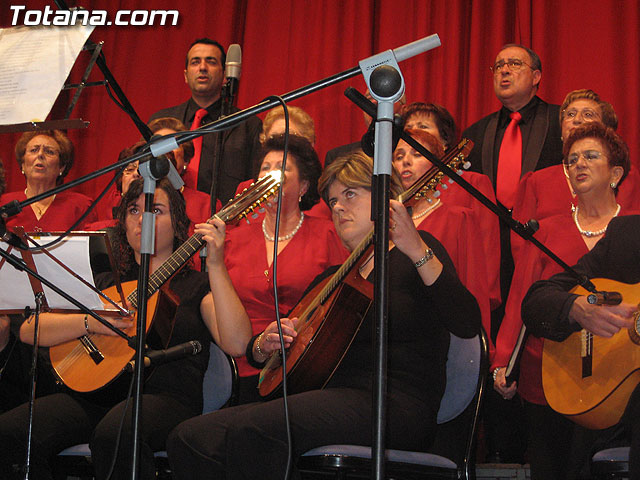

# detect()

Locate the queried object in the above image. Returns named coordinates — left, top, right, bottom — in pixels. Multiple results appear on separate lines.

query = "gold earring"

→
left=610, top=182, right=617, bottom=189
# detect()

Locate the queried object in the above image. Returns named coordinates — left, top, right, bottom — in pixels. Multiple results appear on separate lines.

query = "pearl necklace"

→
left=412, top=199, right=441, bottom=220
left=573, top=204, right=620, bottom=237
left=262, top=212, right=304, bottom=242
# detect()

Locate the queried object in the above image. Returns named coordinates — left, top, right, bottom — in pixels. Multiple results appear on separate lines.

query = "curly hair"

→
left=318, top=150, right=403, bottom=206
left=15, top=130, right=74, bottom=185
left=257, top=134, right=322, bottom=211
left=112, top=177, right=191, bottom=276
left=563, top=123, right=630, bottom=192
left=560, top=89, right=618, bottom=130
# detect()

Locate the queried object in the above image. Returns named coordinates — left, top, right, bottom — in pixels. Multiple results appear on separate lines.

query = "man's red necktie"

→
left=183, top=108, right=208, bottom=190
left=496, top=111, right=522, bottom=208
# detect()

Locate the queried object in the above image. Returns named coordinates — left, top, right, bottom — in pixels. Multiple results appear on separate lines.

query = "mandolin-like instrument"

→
left=258, top=139, right=474, bottom=399
left=50, top=171, right=282, bottom=392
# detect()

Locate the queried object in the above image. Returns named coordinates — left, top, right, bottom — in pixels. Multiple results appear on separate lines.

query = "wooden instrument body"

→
left=49, top=281, right=175, bottom=393
left=47, top=172, right=282, bottom=393
left=542, top=278, right=640, bottom=429
left=258, top=138, right=474, bottom=399
left=259, top=263, right=373, bottom=399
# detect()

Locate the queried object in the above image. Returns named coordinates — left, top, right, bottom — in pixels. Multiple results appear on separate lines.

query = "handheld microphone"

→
left=224, top=44, right=242, bottom=101
left=127, top=340, right=202, bottom=371
left=587, top=291, right=623, bottom=306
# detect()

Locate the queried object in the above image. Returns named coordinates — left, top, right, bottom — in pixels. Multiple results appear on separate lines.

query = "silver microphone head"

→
left=225, top=44, right=242, bottom=80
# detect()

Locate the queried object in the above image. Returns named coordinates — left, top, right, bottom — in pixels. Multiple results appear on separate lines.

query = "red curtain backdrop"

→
left=1, top=0, right=638, bottom=199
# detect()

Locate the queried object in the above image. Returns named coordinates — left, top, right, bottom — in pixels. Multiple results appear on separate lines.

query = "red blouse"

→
left=417, top=202, right=496, bottom=357
left=1, top=190, right=97, bottom=233
left=493, top=208, right=639, bottom=404
left=224, top=215, right=349, bottom=376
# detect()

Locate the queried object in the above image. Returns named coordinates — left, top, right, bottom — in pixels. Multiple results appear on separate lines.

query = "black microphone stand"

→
left=1, top=33, right=442, bottom=480
left=359, top=50, right=407, bottom=479
left=129, top=157, right=183, bottom=479
left=24, top=292, right=43, bottom=480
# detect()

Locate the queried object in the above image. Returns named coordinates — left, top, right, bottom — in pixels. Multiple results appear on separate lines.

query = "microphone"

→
left=127, top=340, right=202, bottom=371
left=587, top=291, right=623, bottom=306
left=224, top=44, right=242, bottom=102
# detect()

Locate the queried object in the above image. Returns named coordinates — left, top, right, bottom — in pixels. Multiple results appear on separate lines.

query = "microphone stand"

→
left=359, top=51, right=406, bottom=480
left=344, top=88, right=607, bottom=391
left=129, top=157, right=183, bottom=479
left=24, top=292, right=43, bottom=480
left=0, top=33, right=442, bottom=480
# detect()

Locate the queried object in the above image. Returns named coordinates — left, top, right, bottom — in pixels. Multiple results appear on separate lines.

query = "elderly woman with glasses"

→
left=492, top=122, right=639, bottom=480
left=511, top=89, right=640, bottom=238
left=1, top=130, right=97, bottom=232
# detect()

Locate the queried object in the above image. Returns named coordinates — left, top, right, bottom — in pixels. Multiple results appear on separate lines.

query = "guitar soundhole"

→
left=628, top=311, right=640, bottom=346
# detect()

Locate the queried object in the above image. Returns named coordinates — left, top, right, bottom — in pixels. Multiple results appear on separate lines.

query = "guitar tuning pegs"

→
left=252, top=212, right=259, bottom=219
left=259, top=208, right=265, bottom=213
left=433, top=190, right=441, bottom=198
left=463, top=161, right=471, bottom=170
left=448, top=178, right=454, bottom=184
left=441, top=183, right=448, bottom=189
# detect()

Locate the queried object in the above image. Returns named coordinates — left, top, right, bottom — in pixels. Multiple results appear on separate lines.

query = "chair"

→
left=591, top=446, right=630, bottom=479
left=298, top=328, right=489, bottom=480
left=53, top=341, right=238, bottom=480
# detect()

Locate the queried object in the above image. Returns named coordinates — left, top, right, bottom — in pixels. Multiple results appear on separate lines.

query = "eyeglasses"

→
left=563, top=149, right=606, bottom=168
left=490, top=58, right=533, bottom=74
left=27, top=145, right=59, bottom=157
left=562, top=108, right=601, bottom=122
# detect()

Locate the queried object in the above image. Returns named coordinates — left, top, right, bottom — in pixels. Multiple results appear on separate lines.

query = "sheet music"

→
left=0, top=24, right=94, bottom=125
left=0, top=235, right=103, bottom=310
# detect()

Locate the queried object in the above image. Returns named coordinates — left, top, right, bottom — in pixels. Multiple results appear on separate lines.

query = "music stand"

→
left=0, top=229, right=129, bottom=479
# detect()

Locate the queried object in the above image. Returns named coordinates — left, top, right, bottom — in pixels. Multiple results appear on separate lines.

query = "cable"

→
left=24, top=167, right=121, bottom=252
left=261, top=95, right=294, bottom=480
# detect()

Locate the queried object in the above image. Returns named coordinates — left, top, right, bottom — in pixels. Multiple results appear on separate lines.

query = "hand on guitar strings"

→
left=569, top=296, right=636, bottom=338
left=493, top=367, right=517, bottom=400
left=195, top=218, right=226, bottom=267
left=254, top=317, right=299, bottom=362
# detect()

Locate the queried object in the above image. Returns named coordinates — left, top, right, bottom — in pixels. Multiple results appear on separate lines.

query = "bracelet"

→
left=492, top=367, right=503, bottom=382
left=255, top=332, right=265, bottom=357
left=413, top=248, right=434, bottom=268
left=83, top=314, right=91, bottom=335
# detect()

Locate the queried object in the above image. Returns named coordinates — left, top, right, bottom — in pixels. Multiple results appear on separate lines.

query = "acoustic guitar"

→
left=258, top=139, right=474, bottom=399
left=50, top=171, right=282, bottom=393
left=542, top=278, right=640, bottom=429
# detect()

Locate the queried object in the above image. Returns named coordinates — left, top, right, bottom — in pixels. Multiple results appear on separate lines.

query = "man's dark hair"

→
left=185, top=38, right=226, bottom=68
left=500, top=43, right=542, bottom=72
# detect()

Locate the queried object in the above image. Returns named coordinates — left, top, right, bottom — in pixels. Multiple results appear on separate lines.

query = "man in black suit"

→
left=150, top=38, right=262, bottom=208
left=463, top=44, right=563, bottom=204
left=462, top=44, right=563, bottom=464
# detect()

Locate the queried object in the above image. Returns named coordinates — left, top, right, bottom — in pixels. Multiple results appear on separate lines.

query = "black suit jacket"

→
left=150, top=99, right=262, bottom=206
left=462, top=96, right=563, bottom=187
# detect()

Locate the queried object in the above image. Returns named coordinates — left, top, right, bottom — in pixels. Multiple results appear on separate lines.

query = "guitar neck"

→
left=296, top=139, right=473, bottom=323
left=127, top=172, right=282, bottom=308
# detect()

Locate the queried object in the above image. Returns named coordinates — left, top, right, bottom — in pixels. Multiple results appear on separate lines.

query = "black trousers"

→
left=167, top=386, right=435, bottom=480
left=0, top=391, right=196, bottom=480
